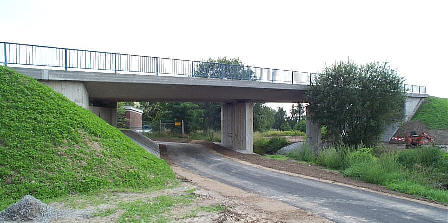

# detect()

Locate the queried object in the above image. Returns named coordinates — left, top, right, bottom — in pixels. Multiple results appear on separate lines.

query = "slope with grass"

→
left=412, top=97, right=448, bottom=130
left=0, top=66, right=175, bottom=210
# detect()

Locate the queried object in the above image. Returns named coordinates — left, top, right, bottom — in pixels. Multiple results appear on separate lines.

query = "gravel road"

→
left=164, top=142, right=448, bottom=223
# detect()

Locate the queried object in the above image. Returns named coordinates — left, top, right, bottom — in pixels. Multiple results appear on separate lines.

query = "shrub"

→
left=347, top=148, right=377, bottom=166
left=286, top=144, right=315, bottom=162
left=315, top=146, right=350, bottom=169
left=397, top=147, right=443, bottom=168
left=254, top=137, right=289, bottom=155
left=343, top=153, right=404, bottom=185
left=262, top=130, right=306, bottom=137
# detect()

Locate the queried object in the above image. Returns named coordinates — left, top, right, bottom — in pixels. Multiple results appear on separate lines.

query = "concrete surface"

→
left=121, top=130, right=160, bottom=157
left=41, top=80, right=89, bottom=109
left=165, top=142, right=448, bottom=223
left=381, top=93, right=429, bottom=142
left=306, top=107, right=322, bottom=152
left=13, top=67, right=308, bottom=103
left=221, top=102, right=254, bottom=152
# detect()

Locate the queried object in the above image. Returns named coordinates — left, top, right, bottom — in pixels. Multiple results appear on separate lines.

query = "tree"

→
left=273, top=107, right=289, bottom=131
left=253, top=103, right=276, bottom=131
left=199, top=102, right=221, bottom=131
left=193, top=57, right=255, bottom=80
left=307, top=61, right=406, bottom=146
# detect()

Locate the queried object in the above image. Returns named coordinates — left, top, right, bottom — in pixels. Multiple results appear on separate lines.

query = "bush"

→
left=286, top=144, right=315, bottom=162
left=294, top=120, right=306, bottom=132
left=397, top=147, right=443, bottom=169
left=347, top=148, right=377, bottom=166
left=315, top=146, right=350, bottom=169
left=262, top=130, right=305, bottom=137
left=343, top=154, right=404, bottom=185
left=254, top=137, right=289, bottom=155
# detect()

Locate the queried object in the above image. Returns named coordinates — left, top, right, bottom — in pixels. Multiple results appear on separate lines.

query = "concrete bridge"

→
left=1, top=42, right=428, bottom=152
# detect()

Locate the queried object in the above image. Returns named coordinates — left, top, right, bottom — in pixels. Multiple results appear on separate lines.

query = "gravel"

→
left=277, top=142, right=305, bottom=154
left=0, top=195, right=89, bottom=223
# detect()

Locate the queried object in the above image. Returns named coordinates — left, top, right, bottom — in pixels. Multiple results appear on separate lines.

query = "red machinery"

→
left=404, top=131, right=434, bottom=148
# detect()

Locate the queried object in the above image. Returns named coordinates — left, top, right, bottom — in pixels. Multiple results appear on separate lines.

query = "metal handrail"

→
left=0, top=42, right=427, bottom=92
left=0, top=41, right=314, bottom=85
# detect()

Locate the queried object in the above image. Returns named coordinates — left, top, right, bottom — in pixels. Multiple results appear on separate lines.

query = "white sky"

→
left=1, top=0, right=447, bottom=113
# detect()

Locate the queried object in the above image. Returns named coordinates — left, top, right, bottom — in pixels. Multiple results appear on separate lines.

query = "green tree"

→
left=193, top=57, right=255, bottom=80
left=307, top=61, right=405, bottom=146
left=253, top=103, right=276, bottom=131
left=199, top=102, right=221, bottom=131
left=273, top=107, right=289, bottom=130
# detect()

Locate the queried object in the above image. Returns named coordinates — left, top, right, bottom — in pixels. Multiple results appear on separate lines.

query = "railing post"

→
left=309, top=73, right=312, bottom=85
left=271, top=70, right=274, bottom=83
left=114, top=53, right=117, bottom=74
left=291, top=71, right=294, bottom=84
left=3, top=43, right=7, bottom=66
left=64, top=48, right=68, bottom=71
left=155, top=57, right=159, bottom=76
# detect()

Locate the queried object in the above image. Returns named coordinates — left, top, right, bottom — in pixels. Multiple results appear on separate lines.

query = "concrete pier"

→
left=306, top=106, right=321, bottom=153
left=221, top=102, right=254, bottom=153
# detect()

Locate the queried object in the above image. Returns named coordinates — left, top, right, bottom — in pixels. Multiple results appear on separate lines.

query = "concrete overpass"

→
left=1, top=42, right=428, bottom=153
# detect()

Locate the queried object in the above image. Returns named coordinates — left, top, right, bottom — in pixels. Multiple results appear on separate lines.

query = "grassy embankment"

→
left=266, top=145, right=448, bottom=203
left=412, top=97, right=448, bottom=130
left=0, top=66, right=175, bottom=210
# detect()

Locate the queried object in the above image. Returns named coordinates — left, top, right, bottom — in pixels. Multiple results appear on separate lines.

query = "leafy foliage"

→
left=0, top=66, right=175, bottom=210
left=412, top=97, right=448, bottom=129
left=307, top=61, right=406, bottom=146
left=193, top=57, right=255, bottom=80
left=254, top=137, right=289, bottom=155
left=253, top=103, right=276, bottom=132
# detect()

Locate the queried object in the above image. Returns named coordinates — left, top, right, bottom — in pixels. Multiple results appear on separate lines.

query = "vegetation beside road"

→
left=282, top=145, right=448, bottom=203
left=0, top=66, right=175, bottom=210
left=412, top=97, right=448, bottom=130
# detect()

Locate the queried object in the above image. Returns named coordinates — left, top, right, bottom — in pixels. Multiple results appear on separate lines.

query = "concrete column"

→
left=221, top=102, right=254, bottom=153
left=221, top=103, right=234, bottom=147
left=89, top=104, right=117, bottom=126
left=306, top=106, right=321, bottom=154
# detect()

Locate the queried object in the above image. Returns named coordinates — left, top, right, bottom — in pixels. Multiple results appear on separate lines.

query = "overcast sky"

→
left=1, top=0, right=447, bottom=111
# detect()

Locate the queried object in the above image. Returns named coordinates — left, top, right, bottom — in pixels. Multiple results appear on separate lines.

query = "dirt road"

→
left=164, top=142, right=448, bottom=223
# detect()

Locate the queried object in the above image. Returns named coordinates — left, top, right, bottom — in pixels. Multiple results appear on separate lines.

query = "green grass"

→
left=286, top=144, right=448, bottom=203
left=261, top=130, right=306, bottom=137
left=118, top=194, right=194, bottom=223
left=0, top=66, right=175, bottom=210
left=412, top=97, right=448, bottom=129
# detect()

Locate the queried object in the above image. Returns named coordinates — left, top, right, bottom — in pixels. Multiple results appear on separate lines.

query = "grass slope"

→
left=412, top=97, right=448, bottom=129
left=0, top=66, right=175, bottom=210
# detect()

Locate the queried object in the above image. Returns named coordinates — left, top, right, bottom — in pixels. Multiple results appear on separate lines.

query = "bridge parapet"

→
left=0, top=42, right=317, bottom=85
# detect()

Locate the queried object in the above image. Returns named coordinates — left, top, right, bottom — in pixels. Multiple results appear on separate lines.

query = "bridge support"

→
left=306, top=106, right=321, bottom=153
left=40, top=80, right=117, bottom=126
left=221, top=102, right=254, bottom=153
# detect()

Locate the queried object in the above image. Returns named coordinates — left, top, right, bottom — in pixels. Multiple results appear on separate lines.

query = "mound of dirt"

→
left=394, top=120, right=448, bottom=145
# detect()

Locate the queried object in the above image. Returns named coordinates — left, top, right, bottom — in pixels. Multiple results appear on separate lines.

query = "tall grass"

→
left=285, top=144, right=448, bottom=203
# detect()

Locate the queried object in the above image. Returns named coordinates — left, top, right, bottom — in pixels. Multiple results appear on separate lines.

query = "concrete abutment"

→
left=40, top=80, right=117, bottom=126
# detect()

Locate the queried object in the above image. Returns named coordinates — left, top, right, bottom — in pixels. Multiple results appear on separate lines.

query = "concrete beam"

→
left=15, top=67, right=307, bottom=103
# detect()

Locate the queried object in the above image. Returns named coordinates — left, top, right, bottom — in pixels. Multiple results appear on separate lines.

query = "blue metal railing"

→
left=0, top=42, right=316, bottom=85
left=0, top=42, right=427, bottom=93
